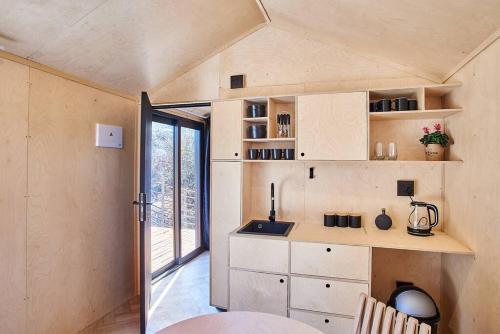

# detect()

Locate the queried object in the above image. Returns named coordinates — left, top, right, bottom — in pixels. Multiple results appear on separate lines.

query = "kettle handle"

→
left=427, top=204, right=439, bottom=227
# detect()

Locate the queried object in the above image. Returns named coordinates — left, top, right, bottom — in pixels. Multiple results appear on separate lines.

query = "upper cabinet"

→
left=297, top=92, right=368, bottom=160
left=212, top=100, right=242, bottom=160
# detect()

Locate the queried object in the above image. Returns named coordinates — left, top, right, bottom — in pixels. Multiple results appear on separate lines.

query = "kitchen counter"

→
left=231, top=222, right=473, bottom=256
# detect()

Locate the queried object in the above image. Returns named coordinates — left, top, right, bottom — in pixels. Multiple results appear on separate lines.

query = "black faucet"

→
left=269, top=183, right=276, bottom=222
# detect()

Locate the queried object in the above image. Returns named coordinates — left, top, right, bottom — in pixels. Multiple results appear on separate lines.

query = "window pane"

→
left=151, top=121, right=175, bottom=273
left=180, top=127, right=201, bottom=257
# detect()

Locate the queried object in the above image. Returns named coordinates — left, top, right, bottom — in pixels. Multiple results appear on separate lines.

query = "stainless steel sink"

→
left=237, top=220, right=295, bottom=237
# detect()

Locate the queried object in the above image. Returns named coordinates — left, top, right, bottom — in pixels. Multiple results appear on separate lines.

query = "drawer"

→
left=289, top=309, right=353, bottom=334
left=290, top=276, right=369, bottom=316
left=230, top=236, right=289, bottom=273
left=291, top=242, right=370, bottom=280
left=230, top=269, right=288, bottom=316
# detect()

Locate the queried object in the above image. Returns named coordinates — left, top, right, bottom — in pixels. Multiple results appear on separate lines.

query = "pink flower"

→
left=434, top=123, right=441, bottom=131
left=423, top=126, right=430, bottom=134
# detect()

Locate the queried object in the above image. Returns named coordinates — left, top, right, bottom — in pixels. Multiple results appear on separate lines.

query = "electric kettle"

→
left=408, top=201, right=438, bottom=236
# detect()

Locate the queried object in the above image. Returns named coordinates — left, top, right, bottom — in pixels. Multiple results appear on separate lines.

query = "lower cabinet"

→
left=289, top=309, right=353, bottom=334
left=290, top=276, right=369, bottom=316
left=229, top=269, right=288, bottom=316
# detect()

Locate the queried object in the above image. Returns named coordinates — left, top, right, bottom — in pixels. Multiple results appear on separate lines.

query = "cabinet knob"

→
left=324, top=319, right=330, bottom=324
left=279, top=279, right=284, bottom=283
left=326, top=247, right=331, bottom=252
left=235, top=152, right=239, bottom=157
left=301, top=152, right=305, bottom=157
left=325, top=283, right=331, bottom=288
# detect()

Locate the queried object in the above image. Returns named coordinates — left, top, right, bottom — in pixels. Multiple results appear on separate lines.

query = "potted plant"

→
left=420, top=123, right=449, bottom=161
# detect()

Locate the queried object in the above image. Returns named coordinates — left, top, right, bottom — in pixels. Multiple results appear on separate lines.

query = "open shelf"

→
left=370, top=108, right=462, bottom=121
left=367, top=160, right=463, bottom=164
left=243, top=117, right=268, bottom=123
left=243, top=138, right=296, bottom=143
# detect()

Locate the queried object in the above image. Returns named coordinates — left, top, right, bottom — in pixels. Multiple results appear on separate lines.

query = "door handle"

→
left=134, top=193, right=151, bottom=222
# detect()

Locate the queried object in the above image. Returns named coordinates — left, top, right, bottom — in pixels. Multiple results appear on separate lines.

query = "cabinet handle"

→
left=324, top=319, right=330, bottom=324
left=279, top=279, right=285, bottom=283
left=326, top=247, right=331, bottom=252
left=235, top=152, right=239, bottom=157
left=301, top=152, right=305, bottom=157
left=325, top=283, right=331, bottom=288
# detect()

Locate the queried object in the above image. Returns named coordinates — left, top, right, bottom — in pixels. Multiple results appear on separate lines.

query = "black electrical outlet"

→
left=230, top=74, right=245, bottom=89
left=397, top=180, right=414, bottom=196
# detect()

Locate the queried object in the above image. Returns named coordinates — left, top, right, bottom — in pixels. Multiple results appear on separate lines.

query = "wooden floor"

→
left=151, top=226, right=196, bottom=273
left=79, top=296, right=140, bottom=334
left=80, top=252, right=217, bottom=334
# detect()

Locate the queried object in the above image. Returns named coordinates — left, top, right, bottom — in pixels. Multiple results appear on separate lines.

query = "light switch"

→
left=96, top=124, right=123, bottom=149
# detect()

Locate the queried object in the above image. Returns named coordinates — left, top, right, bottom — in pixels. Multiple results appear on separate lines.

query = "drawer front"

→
left=290, top=276, right=369, bottom=316
left=229, top=269, right=288, bottom=316
left=230, top=236, right=289, bottom=273
left=291, top=242, right=369, bottom=280
left=289, top=309, right=353, bottom=334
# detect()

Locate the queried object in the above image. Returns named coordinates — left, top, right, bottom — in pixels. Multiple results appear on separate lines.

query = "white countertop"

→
left=230, top=222, right=473, bottom=255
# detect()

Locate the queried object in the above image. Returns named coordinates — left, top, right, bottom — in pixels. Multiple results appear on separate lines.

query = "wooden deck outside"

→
left=151, top=226, right=196, bottom=273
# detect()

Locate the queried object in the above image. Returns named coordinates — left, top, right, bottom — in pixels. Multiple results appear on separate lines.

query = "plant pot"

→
left=425, top=144, right=445, bottom=161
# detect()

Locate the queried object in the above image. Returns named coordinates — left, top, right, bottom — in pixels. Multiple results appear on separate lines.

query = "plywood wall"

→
left=0, top=56, right=136, bottom=333
left=440, top=37, right=500, bottom=334
left=243, top=161, right=445, bottom=305
left=150, top=26, right=435, bottom=103
left=0, top=56, right=29, bottom=334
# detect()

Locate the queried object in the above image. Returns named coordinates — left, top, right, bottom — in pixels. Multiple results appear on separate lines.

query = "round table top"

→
left=156, top=311, right=323, bottom=334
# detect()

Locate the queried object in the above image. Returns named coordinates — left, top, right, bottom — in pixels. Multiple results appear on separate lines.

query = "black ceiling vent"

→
left=230, top=74, right=245, bottom=89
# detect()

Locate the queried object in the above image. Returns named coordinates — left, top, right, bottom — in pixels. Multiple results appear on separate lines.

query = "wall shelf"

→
left=370, top=109, right=461, bottom=121
left=243, top=117, right=268, bottom=123
left=243, top=138, right=296, bottom=143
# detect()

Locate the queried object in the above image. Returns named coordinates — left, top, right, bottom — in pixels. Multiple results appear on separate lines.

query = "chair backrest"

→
left=393, top=312, right=407, bottom=334
left=370, top=302, right=386, bottom=334
left=352, top=293, right=432, bottom=334
left=405, top=318, right=419, bottom=334
left=360, top=297, right=376, bottom=334
left=418, top=323, right=432, bottom=334
left=381, top=306, right=396, bottom=334
left=352, top=293, right=367, bottom=334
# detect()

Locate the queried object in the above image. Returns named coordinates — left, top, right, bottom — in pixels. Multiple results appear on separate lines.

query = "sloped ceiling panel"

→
left=262, top=0, right=500, bottom=80
left=0, top=0, right=265, bottom=94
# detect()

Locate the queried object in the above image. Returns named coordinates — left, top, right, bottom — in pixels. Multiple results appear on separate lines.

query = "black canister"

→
left=248, top=149, right=259, bottom=160
left=247, top=104, right=267, bottom=118
left=324, top=213, right=336, bottom=227
left=271, top=148, right=283, bottom=160
left=260, top=149, right=271, bottom=160
left=337, top=214, right=348, bottom=228
left=393, top=97, right=409, bottom=111
left=247, top=125, right=267, bottom=139
left=284, top=149, right=295, bottom=160
left=348, top=215, right=362, bottom=228
left=408, top=99, right=418, bottom=110
left=377, top=99, right=391, bottom=112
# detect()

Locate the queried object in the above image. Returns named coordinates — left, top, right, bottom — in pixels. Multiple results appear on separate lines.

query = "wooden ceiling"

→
left=0, top=0, right=265, bottom=95
left=1, top=0, right=499, bottom=95
left=261, top=0, right=500, bottom=82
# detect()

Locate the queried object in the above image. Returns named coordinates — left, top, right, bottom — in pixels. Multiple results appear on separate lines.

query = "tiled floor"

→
left=147, top=251, right=220, bottom=334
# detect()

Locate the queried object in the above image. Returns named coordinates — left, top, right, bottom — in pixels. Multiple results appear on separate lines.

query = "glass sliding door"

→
left=180, top=126, right=202, bottom=258
left=150, top=113, right=204, bottom=278
left=151, top=120, right=176, bottom=275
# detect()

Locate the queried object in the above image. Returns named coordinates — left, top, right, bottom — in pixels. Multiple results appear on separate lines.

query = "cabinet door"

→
left=211, top=100, right=242, bottom=160
left=210, top=162, right=241, bottom=308
left=289, top=309, right=353, bottom=334
left=297, top=92, right=367, bottom=160
left=230, top=236, right=289, bottom=274
left=290, top=276, right=369, bottom=316
left=230, top=269, right=288, bottom=316
left=291, top=242, right=370, bottom=280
